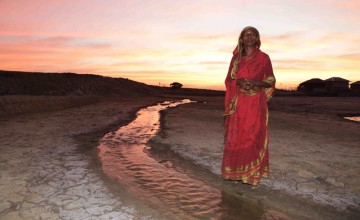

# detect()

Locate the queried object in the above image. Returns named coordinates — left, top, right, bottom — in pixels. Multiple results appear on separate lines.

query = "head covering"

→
left=230, top=26, right=261, bottom=79
left=237, top=26, right=261, bottom=56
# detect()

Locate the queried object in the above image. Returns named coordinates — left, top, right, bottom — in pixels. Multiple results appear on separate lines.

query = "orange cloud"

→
left=1, top=0, right=359, bottom=91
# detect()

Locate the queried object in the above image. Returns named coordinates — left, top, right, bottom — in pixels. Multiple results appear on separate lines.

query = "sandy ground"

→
left=0, top=96, right=167, bottom=219
left=149, top=96, right=360, bottom=219
left=1, top=95, right=360, bottom=219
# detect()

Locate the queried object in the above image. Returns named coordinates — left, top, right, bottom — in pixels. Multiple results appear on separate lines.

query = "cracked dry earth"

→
left=151, top=96, right=360, bottom=219
left=0, top=97, right=164, bottom=220
left=1, top=95, right=360, bottom=220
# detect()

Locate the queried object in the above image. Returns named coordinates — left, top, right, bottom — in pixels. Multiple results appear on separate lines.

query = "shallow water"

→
left=344, top=116, right=360, bottom=123
left=98, top=100, right=269, bottom=219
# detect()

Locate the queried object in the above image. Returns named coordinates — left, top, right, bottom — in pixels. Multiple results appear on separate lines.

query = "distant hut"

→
left=324, top=77, right=349, bottom=93
left=170, top=82, right=183, bottom=89
left=350, top=81, right=360, bottom=94
left=297, top=78, right=326, bottom=94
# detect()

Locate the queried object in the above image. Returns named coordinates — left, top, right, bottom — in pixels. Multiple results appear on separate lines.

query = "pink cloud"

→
left=337, top=0, right=360, bottom=11
left=337, top=53, right=360, bottom=61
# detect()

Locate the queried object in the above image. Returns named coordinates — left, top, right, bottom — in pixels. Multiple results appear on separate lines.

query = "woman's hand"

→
left=236, top=78, right=258, bottom=90
left=236, top=78, right=246, bottom=88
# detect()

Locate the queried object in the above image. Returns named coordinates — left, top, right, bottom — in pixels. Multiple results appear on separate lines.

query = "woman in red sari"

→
left=222, top=26, right=275, bottom=186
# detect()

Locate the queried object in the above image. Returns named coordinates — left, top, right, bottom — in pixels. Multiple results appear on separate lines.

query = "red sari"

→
left=222, top=47, right=275, bottom=185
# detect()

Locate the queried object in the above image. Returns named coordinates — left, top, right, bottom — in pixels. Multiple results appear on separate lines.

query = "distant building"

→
left=325, top=77, right=349, bottom=93
left=297, top=78, right=326, bottom=93
left=350, top=81, right=360, bottom=94
left=170, top=82, right=183, bottom=89
left=297, top=77, right=353, bottom=95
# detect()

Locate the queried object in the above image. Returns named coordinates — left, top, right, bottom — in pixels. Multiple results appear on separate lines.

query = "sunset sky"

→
left=1, top=0, right=359, bottom=90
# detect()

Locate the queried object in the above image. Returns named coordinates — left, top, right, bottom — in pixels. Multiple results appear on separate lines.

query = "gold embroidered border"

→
left=222, top=110, right=269, bottom=173
left=223, top=166, right=269, bottom=178
left=238, top=86, right=260, bottom=96
left=224, top=90, right=238, bottom=116
left=224, top=76, right=275, bottom=116
left=263, top=76, right=275, bottom=87
left=222, top=134, right=267, bottom=173
left=263, top=76, right=276, bottom=101
left=224, top=86, right=260, bottom=116
left=222, top=166, right=269, bottom=185
left=230, top=56, right=239, bottom=79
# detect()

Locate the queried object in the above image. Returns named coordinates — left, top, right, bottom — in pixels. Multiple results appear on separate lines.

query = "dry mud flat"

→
left=150, top=96, right=360, bottom=220
left=1, top=95, right=360, bottom=219
left=0, top=96, right=168, bottom=219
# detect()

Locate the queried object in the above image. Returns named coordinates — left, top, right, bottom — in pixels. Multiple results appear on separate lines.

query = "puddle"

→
left=97, top=100, right=269, bottom=219
left=344, top=116, right=360, bottom=123
left=338, top=113, right=360, bottom=123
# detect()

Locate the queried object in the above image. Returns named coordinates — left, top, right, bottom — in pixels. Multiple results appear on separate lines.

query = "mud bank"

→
left=0, top=96, right=167, bottom=219
left=1, top=95, right=359, bottom=219
left=148, top=96, right=360, bottom=220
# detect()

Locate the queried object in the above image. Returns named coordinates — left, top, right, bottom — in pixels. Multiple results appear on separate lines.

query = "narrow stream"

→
left=97, top=100, right=265, bottom=219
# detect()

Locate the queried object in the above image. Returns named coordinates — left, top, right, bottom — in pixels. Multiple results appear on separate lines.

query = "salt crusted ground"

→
left=1, top=95, right=359, bottom=219
left=150, top=96, right=360, bottom=219
left=0, top=96, right=166, bottom=219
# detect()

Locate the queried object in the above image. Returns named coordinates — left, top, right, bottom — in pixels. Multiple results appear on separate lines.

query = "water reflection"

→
left=344, top=116, right=360, bottom=123
left=98, top=100, right=266, bottom=219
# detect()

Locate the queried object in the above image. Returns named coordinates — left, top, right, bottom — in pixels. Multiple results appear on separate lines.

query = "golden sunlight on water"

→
left=344, top=116, right=360, bottom=123
left=97, top=100, right=286, bottom=219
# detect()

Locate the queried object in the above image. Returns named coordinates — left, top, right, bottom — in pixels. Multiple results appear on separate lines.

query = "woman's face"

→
left=242, top=29, right=258, bottom=47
